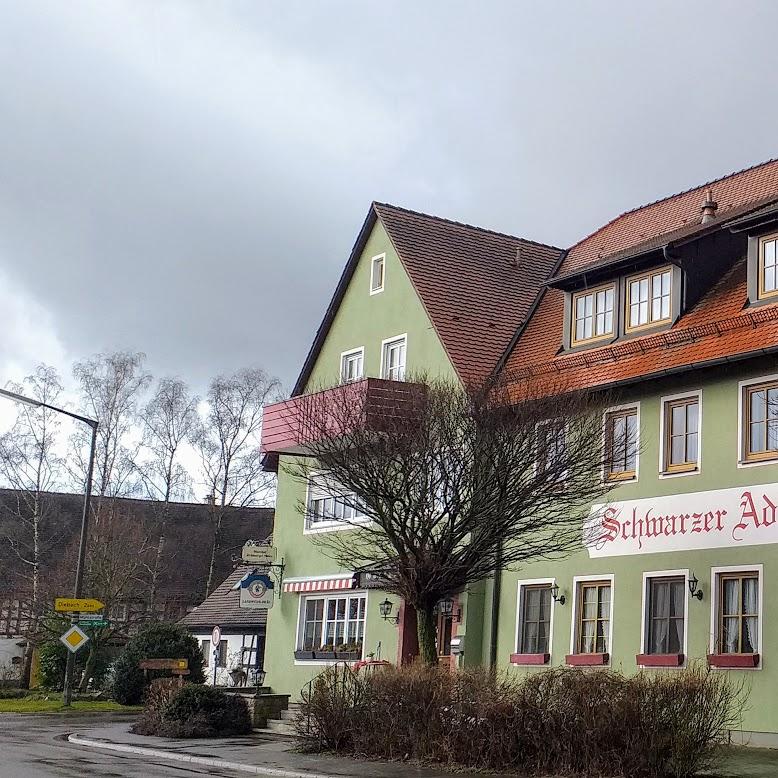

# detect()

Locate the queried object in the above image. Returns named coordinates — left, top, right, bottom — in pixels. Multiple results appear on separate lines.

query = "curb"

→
left=67, top=734, right=340, bottom=778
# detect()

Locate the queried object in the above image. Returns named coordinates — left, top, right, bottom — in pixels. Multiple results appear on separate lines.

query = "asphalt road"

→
left=0, top=715, right=246, bottom=778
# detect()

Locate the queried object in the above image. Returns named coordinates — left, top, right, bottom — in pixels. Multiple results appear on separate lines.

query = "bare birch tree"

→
left=195, top=367, right=280, bottom=596
left=135, top=377, right=199, bottom=612
left=0, top=366, right=65, bottom=671
left=285, top=376, right=622, bottom=664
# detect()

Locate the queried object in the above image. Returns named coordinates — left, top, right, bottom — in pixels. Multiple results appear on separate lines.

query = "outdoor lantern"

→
left=437, top=598, right=463, bottom=623
left=550, top=583, right=566, bottom=605
left=256, top=668, right=267, bottom=687
left=688, top=573, right=703, bottom=601
left=379, top=598, right=399, bottom=624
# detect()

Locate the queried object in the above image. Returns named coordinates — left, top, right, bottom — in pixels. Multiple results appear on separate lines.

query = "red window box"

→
left=565, top=653, right=609, bottom=666
left=510, top=653, right=550, bottom=665
left=636, top=653, right=684, bottom=667
left=707, top=653, right=760, bottom=668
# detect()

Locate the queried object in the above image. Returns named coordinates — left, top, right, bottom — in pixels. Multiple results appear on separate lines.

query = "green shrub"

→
left=132, top=683, right=252, bottom=738
left=38, top=639, right=113, bottom=691
left=112, top=624, right=205, bottom=705
left=297, top=664, right=744, bottom=778
left=0, top=688, right=28, bottom=699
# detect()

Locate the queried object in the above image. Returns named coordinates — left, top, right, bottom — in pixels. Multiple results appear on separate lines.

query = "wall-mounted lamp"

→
left=437, top=598, right=462, bottom=623
left=379, top=598, right=400, bottom=624
left=550, top=583, right=566, bottom=606
left=688, top=573, right=703, bottom=601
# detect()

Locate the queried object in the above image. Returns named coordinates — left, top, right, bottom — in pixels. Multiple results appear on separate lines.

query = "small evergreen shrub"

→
left=112, top=624, right=205, bottom=705
left=297, top=663, right=744, bottom=778
left=132, top=683, right=252, bottom=738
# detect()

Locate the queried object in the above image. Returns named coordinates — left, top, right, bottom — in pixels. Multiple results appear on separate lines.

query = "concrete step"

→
left=280, top=708, right=298, bottom=721
left=264, top=718, right=297, bottom=737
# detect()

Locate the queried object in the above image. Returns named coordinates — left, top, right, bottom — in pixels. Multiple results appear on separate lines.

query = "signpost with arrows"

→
left=54, top=598, right=107, bottom=666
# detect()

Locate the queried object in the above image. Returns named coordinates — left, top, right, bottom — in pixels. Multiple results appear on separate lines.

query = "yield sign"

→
left=60, top=625, right=90, bottom=653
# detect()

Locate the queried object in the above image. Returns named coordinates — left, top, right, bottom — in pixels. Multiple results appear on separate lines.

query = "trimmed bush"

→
left=297, top=664, right=744, bottom=778
left=132, top=683, right=252, bottom=738
left=112, top=624, right=205, bottom=705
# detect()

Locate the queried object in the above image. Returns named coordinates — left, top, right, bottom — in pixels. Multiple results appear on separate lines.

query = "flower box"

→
left=294, top=650, right=315, bottom=660
left=707, top=653, right=759, bottom=668
left=565, top=653, right=609, bottom=666
left=334, top=651, right=362, bottom=661
left=315, top=651, right=336, bottom=660
left=509, top=653, right=550, bottom=665
left=636, top=653, right=684, bottom=667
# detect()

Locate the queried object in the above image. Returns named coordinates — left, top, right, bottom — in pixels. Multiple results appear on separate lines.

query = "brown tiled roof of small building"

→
left=179, top=565, right=267, bottom=630
left=373, top=203, right=562, bottom=385
left=501, top=158, right=778, bottom=395
left=291, top=203, right=561, bottom=394
left=561, top=157, right=778, bottom=277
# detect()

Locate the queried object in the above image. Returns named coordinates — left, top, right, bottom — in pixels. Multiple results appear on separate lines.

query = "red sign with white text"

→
left=586, top=483, right=778, bottom=557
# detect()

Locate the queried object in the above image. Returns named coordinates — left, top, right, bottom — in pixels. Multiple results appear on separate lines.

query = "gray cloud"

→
left=1, top=1, right=777, bottom=393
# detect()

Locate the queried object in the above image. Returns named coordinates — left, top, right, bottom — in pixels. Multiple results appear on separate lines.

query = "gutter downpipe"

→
left=489, top=542, right=503, bottom=668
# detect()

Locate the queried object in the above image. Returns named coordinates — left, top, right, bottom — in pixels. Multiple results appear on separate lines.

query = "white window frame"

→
left=639, top=569, right=689, bottom=667
left=294, top=590, right=369, bottom=665
left=513, top=577, right=556, bottom=659
left=380, top=334, right=407, bottom=381
left=625, top=265, right=673, bottom=333
left=570, top=282, right=616, bottom=347
left=601, top=402, right=640, bottom=483
left=569, top=574, right=614, bottom=662
left=370, top=253, right=385, bottom=295
left=658, top=389, right=702, bottom=479
left=737, top=372, right=778, bottom=468
left=304, top=473, right=367, bottom=535
left=339, top=347, right=364, bottom=384
left=709, top=564, right=763, bottom=670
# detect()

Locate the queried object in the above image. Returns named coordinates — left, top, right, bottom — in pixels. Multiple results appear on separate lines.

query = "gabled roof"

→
left=500, top=158, right=778, bottom=394
left=560, top=157, right=778, bottom=277
left=179, top=564, right=267, bottom=630
left=291, top=203, right=561, bottom=393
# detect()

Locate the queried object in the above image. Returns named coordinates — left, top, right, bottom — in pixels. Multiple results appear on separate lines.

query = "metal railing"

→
left=299, top=661, right=352, bottom=739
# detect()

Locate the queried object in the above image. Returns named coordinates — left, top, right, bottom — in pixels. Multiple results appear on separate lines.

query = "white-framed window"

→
left=640, top=570, right=688, bottom=661
left=603, top=404, right=639, bottom=482
left=381, top=335, right=406, bottom=381
left=514, top=578, right=555, bottom=658
left=659, top=390, right=702, bottom=477
left=710, top=566, right=762, bottom=661
left=340, top=347, right=364, bottom=384
left=738, top=374, right=778, bottom=466
left=569, top=575, right=614, bottom=659
left=305, top=474, right=365, bottom=533
left=571, top=283, right=616, bottom=346
left=625, top=266, right=672, bottom=332
left=758, top=233, right=778, bottom=300
left=370, top=253, right=385, bottom=294
left=297, top=593, right=367, bottom=654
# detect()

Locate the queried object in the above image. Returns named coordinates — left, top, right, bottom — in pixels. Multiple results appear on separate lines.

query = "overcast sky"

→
left=2, top=1, right=778, bottom=397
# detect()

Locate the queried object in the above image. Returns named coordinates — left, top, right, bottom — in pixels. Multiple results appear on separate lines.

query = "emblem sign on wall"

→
left=586, top=482, right=778, bottom=558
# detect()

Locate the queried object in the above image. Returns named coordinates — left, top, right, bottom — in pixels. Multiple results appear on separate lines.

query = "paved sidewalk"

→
left=70, top=722, right=491, bottom=778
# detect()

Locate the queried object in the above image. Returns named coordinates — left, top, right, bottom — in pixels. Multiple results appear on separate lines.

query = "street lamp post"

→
left=0, top=387, right=98, bottom=707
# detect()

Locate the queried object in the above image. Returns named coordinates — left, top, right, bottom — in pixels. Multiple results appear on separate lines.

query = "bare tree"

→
left=285, top=375, right=620, bottom=664
left=71, top=351, right=152, bottom=499
left=135, top=377, right=199, bottom=612
left=196, top=367, right=280, bottom=596
left=0, top=366, right=65, bottom=626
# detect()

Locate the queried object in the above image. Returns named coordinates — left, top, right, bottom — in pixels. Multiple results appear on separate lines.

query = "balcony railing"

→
left=261, top=378, right=421, bottom=470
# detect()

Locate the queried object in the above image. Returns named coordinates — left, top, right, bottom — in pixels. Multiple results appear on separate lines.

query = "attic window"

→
left=625, top=267, right=672, bottom=333
left=370, top=254, right=385, bottom=294
left=758, top=234, right=778, bottom=300
left=570, top=283, right=615, bottom=347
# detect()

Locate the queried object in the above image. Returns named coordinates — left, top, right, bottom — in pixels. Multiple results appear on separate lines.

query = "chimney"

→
left=700, top=188, right=718, bottom=224
left=514, top=246, right=523, bottom=270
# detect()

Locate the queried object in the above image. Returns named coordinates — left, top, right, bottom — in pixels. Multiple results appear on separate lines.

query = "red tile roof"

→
left=292, top=203, right=561, bottom=394
left=501, top=158, right=778, bottom=396
left=373, top=203, right=561, bottom=385
left=561, top=158, right=778, bottom=277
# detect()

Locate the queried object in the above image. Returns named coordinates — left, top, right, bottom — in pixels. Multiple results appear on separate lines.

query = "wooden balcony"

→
left=261, top=378, right=422, bottom=470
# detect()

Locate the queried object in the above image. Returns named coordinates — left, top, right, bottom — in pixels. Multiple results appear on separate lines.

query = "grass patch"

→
left=0, top=696, right=141, bottom=714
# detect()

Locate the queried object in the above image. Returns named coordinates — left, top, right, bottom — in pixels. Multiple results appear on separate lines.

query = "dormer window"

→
left=625, top=267, right=672, bottom=333
left=758, top=234, right=778, bottom=300
left=571, top=283, right=615, bottom=347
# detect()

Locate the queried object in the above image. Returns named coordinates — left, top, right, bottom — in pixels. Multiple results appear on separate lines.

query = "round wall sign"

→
left=211, top=625, right=221, bottom=645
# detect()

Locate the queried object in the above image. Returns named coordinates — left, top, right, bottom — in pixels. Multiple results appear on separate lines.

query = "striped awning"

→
left=283, top=576, right=355, bottom=593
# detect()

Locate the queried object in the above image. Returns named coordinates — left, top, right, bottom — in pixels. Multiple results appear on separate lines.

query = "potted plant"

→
left=316, top=643, right=336, bottom=660
left=334, top=642, right=363, bottom=660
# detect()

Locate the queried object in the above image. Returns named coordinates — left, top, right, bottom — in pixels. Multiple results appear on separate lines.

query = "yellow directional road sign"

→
left=54, top=598, right=105, bottom=613
left=60, top=625, right=90, bottom=653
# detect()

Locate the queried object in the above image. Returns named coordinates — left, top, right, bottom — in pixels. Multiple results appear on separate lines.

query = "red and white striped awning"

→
left=283, top=576, right=355, bottom=593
